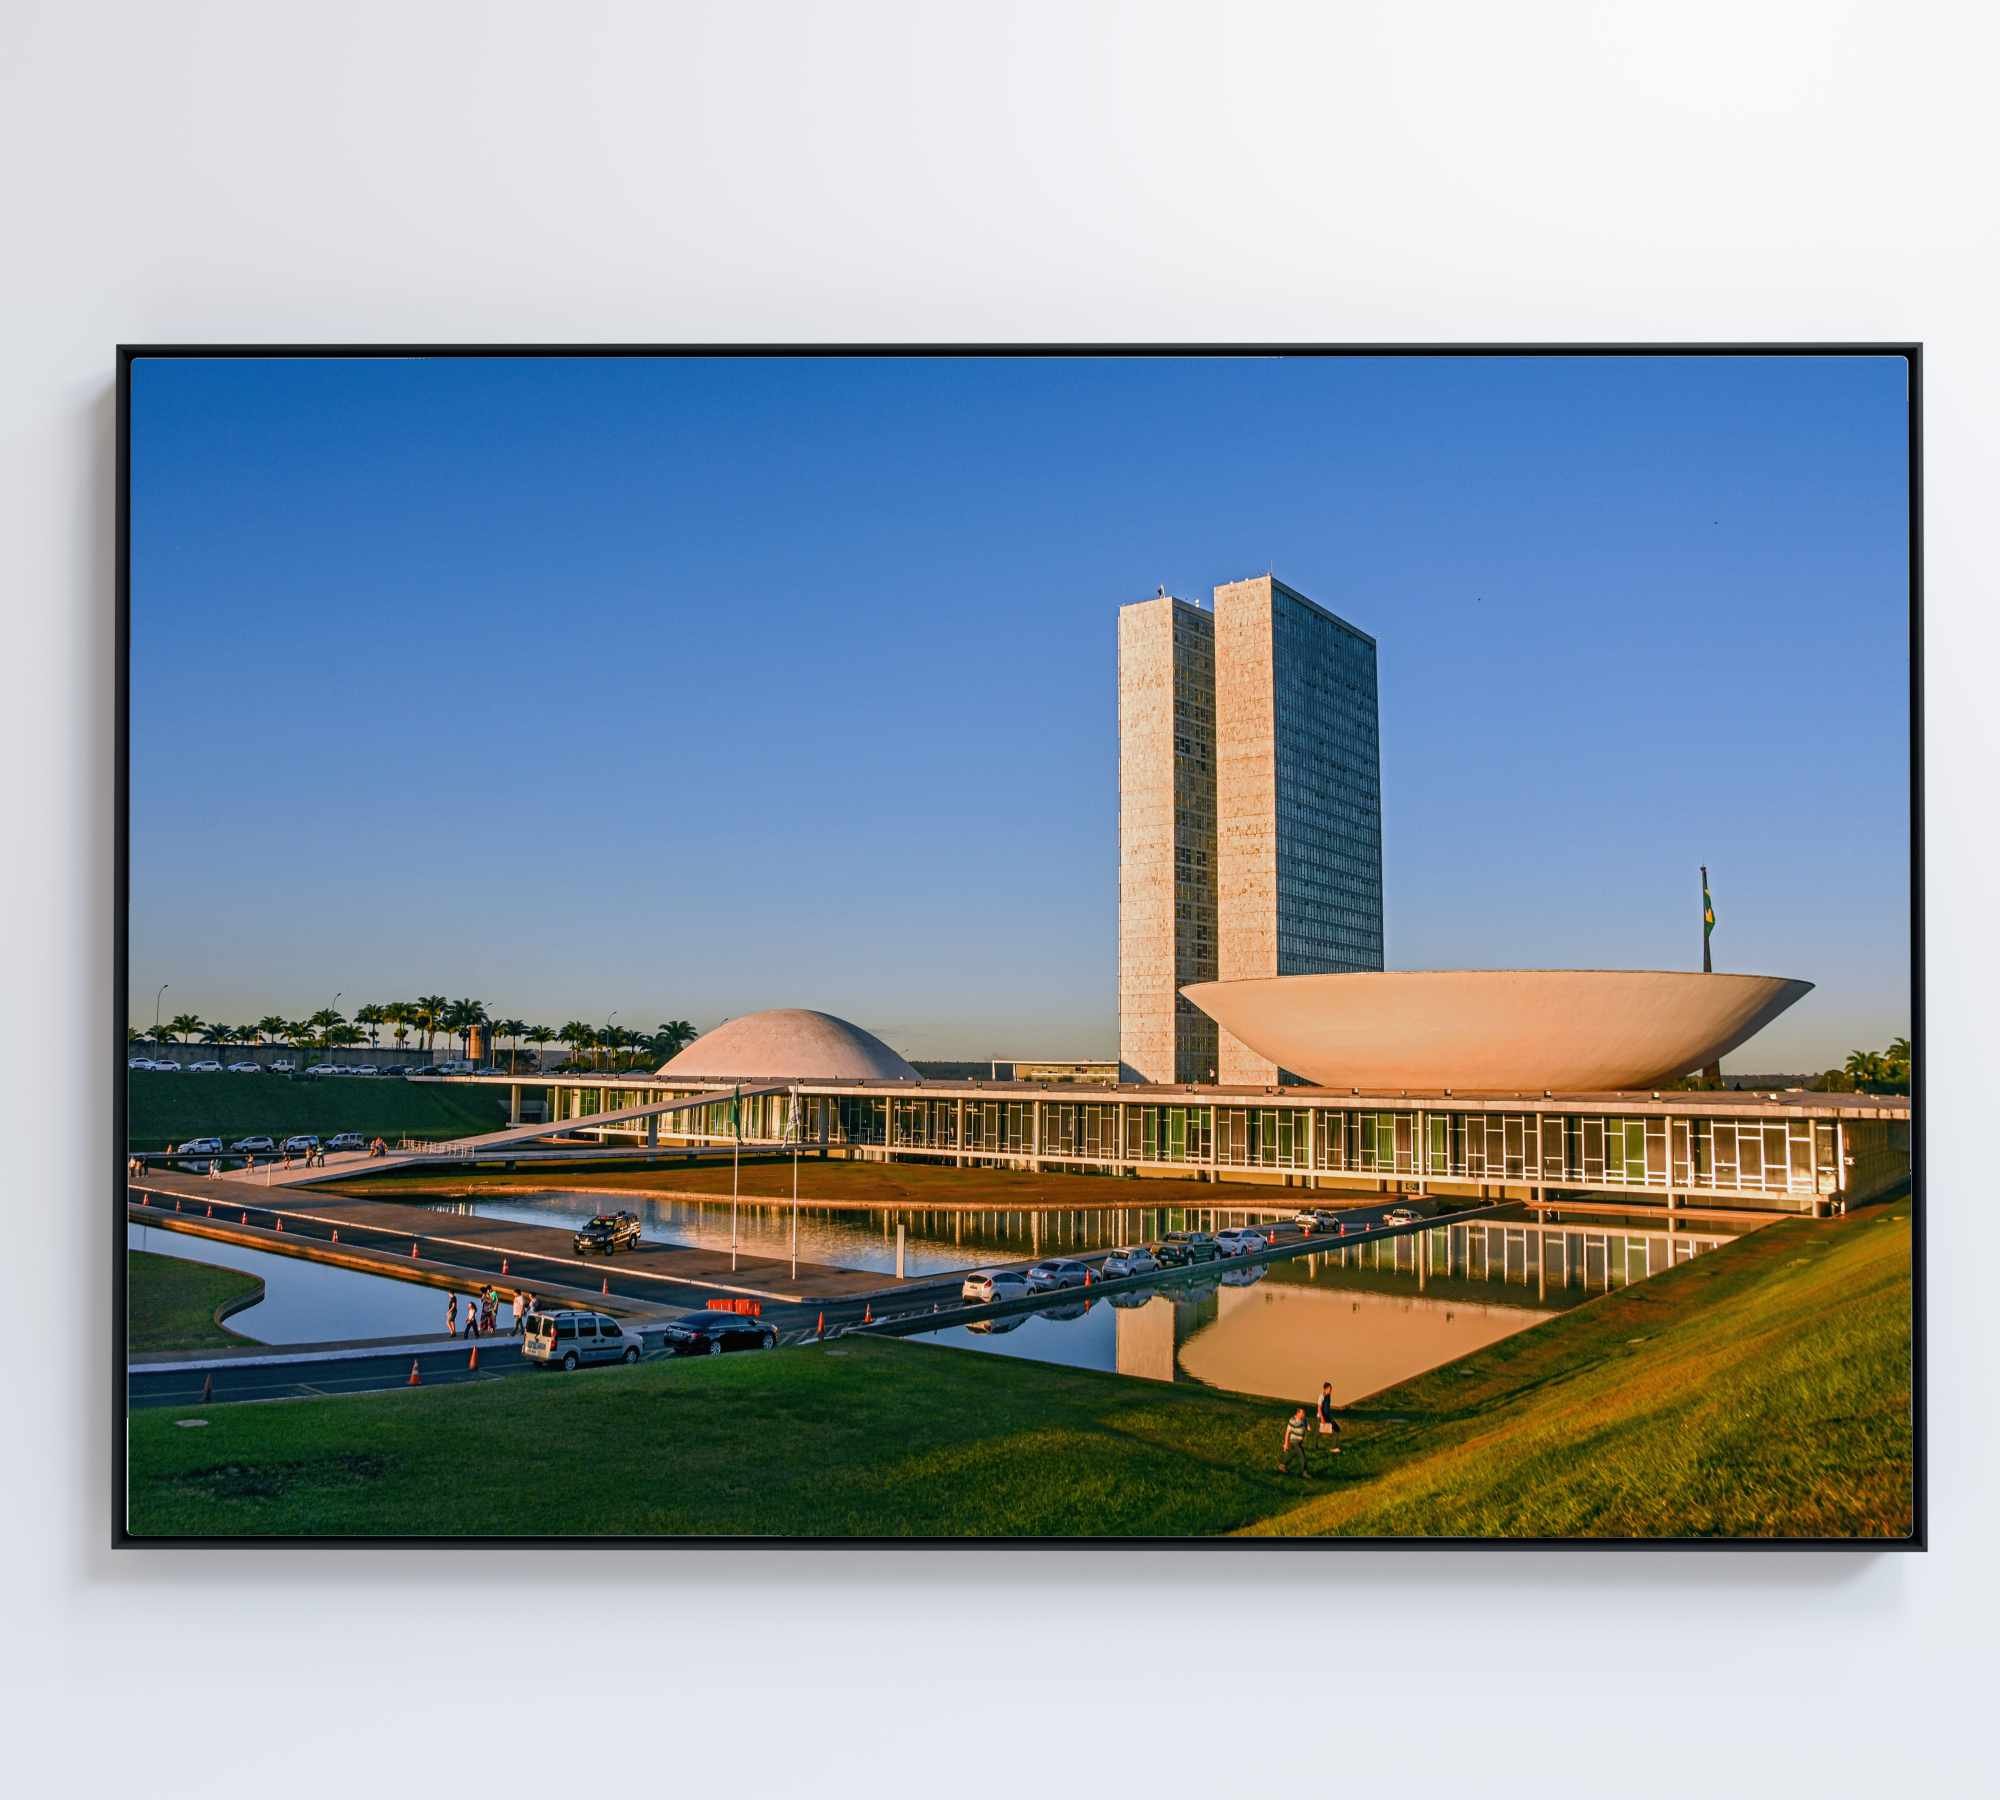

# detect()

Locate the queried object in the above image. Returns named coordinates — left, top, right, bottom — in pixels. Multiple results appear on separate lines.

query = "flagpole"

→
left=730, top=1082, right=740, bottom=1272
left=1700, top=866, right=1722, bottom=1083
left=790, top=1088, right=799, bottom=1282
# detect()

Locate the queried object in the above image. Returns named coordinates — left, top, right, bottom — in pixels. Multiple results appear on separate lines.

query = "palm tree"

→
left=655, top=1019, right=697, bottom=1060
left=443, top=997, right=488, bottom=1062
left=283, top=1020, right=316, bottom=1059
left=199, top=1022, right=235, bottom=1054
left=254, top=1015, right=288, bottom=1046
left=523, top=1024, right=556, bottom=1070
left=1844, top=1048, right=1886, bottom=1087
left=558, top=1020, right=595, bottom=1072
left=166, top=1011, right=204, bottom=1045
left=492, top=1017, right=528, bottom=1074
left=414, top=994, right=450, bottom=1057
left=125, top=1025, right=143, bottom=1048
left=307, top=1007, right=345, bottom=1054
left=355, top=1003, right=387, bottom=1049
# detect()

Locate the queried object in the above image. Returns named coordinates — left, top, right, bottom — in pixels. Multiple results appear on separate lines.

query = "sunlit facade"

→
left=512, top=1073, right=1909, bottom=1216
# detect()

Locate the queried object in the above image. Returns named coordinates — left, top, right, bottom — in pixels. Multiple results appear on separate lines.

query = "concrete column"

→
left=1030, top=1099, right=1041, bottom=1173
left=509, top=1084, right=521, bottom=1126
left=646, top=1112, right=658, bottom=1147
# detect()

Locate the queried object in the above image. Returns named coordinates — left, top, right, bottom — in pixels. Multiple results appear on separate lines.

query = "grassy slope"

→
left=127, top=1071, right=507, bottom=1150
left=1244, top=1195, right=1914, bottom=1539
left=125, top=1200, right=1914, bottom=1540
left=127, top=1250, right=262, bottom=1353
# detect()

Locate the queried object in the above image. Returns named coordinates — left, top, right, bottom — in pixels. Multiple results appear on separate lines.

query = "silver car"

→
left=1100, top=1246, right=1160, bottom=1278
left=961, top=1270, right=1032, bottom=1304
left=1023, top=1258, right=1091, bottom=1292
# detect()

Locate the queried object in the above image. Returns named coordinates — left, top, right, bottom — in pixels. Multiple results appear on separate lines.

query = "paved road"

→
left=128, top=1338, right=537, bottom=1408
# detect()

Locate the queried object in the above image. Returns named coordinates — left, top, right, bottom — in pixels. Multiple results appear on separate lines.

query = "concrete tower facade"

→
left=1117, top=594, right=1218, bottom=1084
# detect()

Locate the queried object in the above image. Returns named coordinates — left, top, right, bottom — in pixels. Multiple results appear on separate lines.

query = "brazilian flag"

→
left=1703, top=882, right=1717, bottom=940
left=729, top=1085, right=741, bottom=1138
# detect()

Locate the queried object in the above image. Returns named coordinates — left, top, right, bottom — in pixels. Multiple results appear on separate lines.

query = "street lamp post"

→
left=153, top=983, right=168, bottom=1044
left=327, top=992, right=341, bottom=1058
left=605, top=1010, right=618, bottom=1075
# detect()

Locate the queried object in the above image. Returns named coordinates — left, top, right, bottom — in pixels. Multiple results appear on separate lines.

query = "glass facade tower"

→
left=1214, top=575, right=1382, bottom=1083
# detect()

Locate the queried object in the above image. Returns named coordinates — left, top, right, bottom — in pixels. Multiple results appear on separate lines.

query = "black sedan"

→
left=659, top=1311, right=778, bottom=1355
left=573, top=1210, right=643, bottom=1254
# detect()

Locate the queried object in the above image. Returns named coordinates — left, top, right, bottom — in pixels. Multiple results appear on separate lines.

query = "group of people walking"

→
left=1278, top=1382, right=1344, bottom=1478
left=446, top=1286, right=534, bottom=1339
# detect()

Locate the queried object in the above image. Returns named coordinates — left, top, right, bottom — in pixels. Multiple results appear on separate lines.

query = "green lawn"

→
left=127, top=1250, right=263, bottom=1353
left=127, top=1070, right=507, bottom=1151
left=124, top=1197, right=1914, bottom=1540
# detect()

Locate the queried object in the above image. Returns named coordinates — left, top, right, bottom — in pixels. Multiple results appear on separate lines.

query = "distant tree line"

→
left=1674, top=1036, right=1911, bottom=1096
left=129, top=1000, right=699, bottom=1073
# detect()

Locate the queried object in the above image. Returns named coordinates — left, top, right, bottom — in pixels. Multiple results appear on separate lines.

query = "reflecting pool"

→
left=904, top=1208, right=1748, bottom=1405
left=128, top=1222, right=450, bottom=1346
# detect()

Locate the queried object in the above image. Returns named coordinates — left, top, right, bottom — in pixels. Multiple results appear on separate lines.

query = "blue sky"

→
left=129, top=353, right=1911, bottom=1068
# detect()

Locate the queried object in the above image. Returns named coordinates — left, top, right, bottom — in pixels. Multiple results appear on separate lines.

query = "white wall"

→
left=4, top=4, right=1995, bottom=1795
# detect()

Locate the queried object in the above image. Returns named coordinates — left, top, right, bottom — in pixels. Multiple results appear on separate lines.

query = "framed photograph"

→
left=117, top=346, right=1920, bottom=1546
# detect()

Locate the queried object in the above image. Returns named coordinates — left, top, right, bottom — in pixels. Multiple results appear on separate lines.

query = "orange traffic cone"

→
left=408, top=1360, right=422, bottom=1386
left=601, top=1276, right=609, bottom=1295
left=816, top=1311, right=825, bottom=1337
left=411, top=1241, right=419, bottom=1257
left=205, top=1204, right=213, bottom=1217
left=468, top=1344, right=479, bottom=1371
left=199, top=1371, right=213, bottom=1403
left=331, top=1228, right=338, bottom=1243
left=240, top=1213, right=249, bottom=1226
left=501, top=1258, right=508, bottom=1276
left=862, top=1302, right=873, bottom=1325
left=275, top=1217, right=284, bottom=1232
left=174, top=1198, right=181, bottom=1212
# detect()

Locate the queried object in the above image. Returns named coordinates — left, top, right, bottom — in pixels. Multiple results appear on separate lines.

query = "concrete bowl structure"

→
left=1179, top=970, right=1813, bottom=1093
left=656, top=1009, right=918, bottom=1083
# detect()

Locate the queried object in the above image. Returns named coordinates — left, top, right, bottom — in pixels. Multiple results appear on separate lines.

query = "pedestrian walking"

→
left=1317, top=1381, right=1343, bottom=1454
left=445, top=1292, right=458, bottom=1336
left=1278, top=1407, right=1313, bottom=1478
left=511, top=1289, right=526, bottom=1335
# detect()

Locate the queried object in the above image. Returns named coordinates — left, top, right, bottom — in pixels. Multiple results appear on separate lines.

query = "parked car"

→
left=1382, top=1205, right=1423, bottom=1227
left=572, top=1210, right=642, bottom=1255
left=303, top=1062, right=340, bottom=1076
left=1100, top=1246, right=1160, bottom=1279
left=325, top=1132, right=366, bottom=1152
left=1294, top=1208, right=1344, bottom=1233
left=281, top=1134, right=320, bottom=1156
left=1157, top=1231, right=1221, bottom=1265
left=342, top=1064, right=380, bottom=1078
left=1023, top=1258, right=1091, bottom=1292
left=658, top=1311, right=777, bottom=1356
left=966, top=1312, right=1028, bottom=1335
left=230, top=1135, right=276, bottom=1153
left=522, top=1309, right=644, bottom=1371
left=225, top=1061, right=262, bottom=1074
left=174, top=1136, right=223, bottom=1157
left=126, top=1056, right=153, bottom=1070
left=268, top=1059, right=295, bottom=1073
left=186, top=1059, right=224, bottom=1074
left=378, top=1064, right=411, bottom=1077
left=1215, top=1227, right=1269, bottom=1257
left=960, top=1269, right=1032, bottom=1304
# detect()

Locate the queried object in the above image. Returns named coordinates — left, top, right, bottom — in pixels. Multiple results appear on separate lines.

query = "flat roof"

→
left=474, top=1071, right=1908, bottom=1120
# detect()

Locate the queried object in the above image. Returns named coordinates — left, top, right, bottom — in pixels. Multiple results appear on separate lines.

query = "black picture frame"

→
left=113, top=343, right=1925, bottom=1551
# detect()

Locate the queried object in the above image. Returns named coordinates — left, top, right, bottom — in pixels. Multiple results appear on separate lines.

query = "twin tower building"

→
left=1117, top=574, right=1384, bottom=1087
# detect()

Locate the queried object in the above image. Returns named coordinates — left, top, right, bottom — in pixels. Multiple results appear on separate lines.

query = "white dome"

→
left=657, top=1009, right=918, bottom=1082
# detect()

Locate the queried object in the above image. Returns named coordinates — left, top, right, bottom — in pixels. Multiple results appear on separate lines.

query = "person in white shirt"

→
left=511, top=1290, right=526, bottom=1335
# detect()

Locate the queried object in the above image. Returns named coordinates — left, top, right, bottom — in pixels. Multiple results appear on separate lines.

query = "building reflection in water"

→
left=929, top=1210, right=1743, bottom=1406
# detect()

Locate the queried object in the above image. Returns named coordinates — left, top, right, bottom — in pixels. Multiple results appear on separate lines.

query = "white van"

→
left=522, top=1310, right=642, bottom=1372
